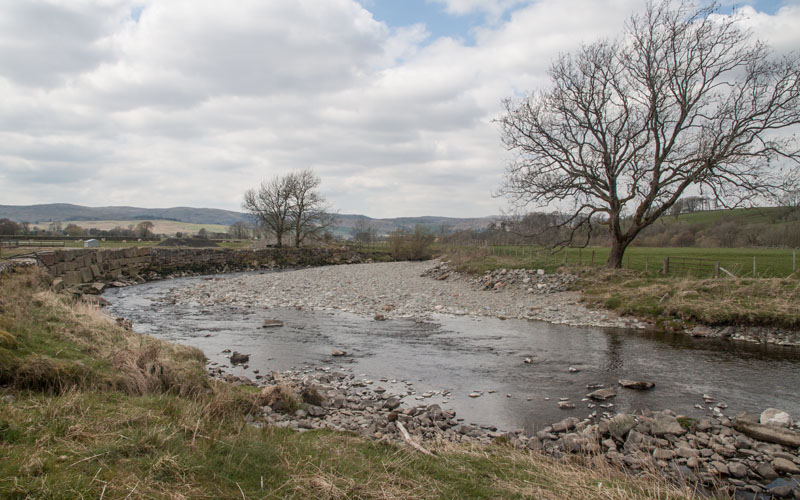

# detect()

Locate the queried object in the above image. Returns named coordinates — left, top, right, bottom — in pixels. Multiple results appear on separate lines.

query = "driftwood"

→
left=733, top=419, right=800, bottom=448
left=396, top=421, right=434, bottom=456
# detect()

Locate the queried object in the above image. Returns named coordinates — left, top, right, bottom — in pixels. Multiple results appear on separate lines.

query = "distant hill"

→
left=0, top=204, right=498, bottom=236
left=0, top=204, right=249, bottom=226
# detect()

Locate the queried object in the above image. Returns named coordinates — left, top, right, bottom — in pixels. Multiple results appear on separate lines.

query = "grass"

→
left=30, top=220, right=231, bottom=236
left=0, top=267, right=703, bottom=500
left=440, top=245, right=798, bottom=278
left=439, top=245, right=800, bottom=329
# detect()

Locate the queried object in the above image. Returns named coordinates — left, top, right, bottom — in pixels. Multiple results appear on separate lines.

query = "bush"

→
left=389, top=225, right=435, bottom=260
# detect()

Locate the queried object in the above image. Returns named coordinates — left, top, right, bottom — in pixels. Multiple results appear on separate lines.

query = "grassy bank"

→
left=441, top=246, right=800, bottom=329
left=0, top=268, right=699, bottom=499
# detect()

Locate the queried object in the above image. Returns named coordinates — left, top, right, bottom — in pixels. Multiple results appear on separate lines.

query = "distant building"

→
left=84, top=239, right=99, bottom=248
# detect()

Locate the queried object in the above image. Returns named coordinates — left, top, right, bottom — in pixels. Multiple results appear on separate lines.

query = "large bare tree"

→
left=287, top=169, right=337, bottom=247
left=243, top=175, right=294, bottom=247
left=497, top=1, right=800, bottom=268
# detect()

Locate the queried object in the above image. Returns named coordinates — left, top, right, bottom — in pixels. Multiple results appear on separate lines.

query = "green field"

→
left=31, top=219, right=231, bottom=236
left=441, top=245, right=799, bottom=278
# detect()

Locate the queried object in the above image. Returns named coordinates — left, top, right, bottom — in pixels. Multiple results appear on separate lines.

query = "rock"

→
left=756, top=463, right=779, bottom=480
left=568, top=366, right=580, bottom=373
left=761, top=408, right=794, bottom=428
left=558, top=401, right=575, bottom=409
left=618, top=379, right=655, bottom=390
left=586, top=388, right=617, bottom=401
left=651, top=413, right=687, bottom=437
left=384, top=397, right=401, bottom=410
left=307, top=405, right=326, bottom=417
left=262, top=319, right=284, bottom=328
left=551, top=417, right=579, bottom=433
left=710, top=461, right=729, bottom=475
left=677, top=447, right=699, bottom=458
left=331, top=349, right=347, bottom=357
left=608, top=414, right=636, bottom=439
left=773, top=457, right=800, bottom=475
left=733, top=418, right=800, bottom=448
left=686, top=456, right=700, bottom=468
left=653, top=448, right=675, bottom=460
left=468, top=392, right=482, bottom=398
left=769, top=485, right=793, bottom=498
left=727, top=462, right=748, bottom=478
left=229, top=352, right=249, bottom=364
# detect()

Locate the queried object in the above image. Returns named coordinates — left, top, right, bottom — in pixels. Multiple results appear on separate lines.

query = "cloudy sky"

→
left=1, top=0, right=798, bottom=218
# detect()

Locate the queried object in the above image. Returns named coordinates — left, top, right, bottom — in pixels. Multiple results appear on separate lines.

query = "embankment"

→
left=21, top=246, right=373, bottom=289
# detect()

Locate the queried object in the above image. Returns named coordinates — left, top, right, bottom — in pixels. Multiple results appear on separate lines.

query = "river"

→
left=103, top=271, right=800, bottom=433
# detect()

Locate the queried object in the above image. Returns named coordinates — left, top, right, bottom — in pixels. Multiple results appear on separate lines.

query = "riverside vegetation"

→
left=0, top=267, right=702, bottom=500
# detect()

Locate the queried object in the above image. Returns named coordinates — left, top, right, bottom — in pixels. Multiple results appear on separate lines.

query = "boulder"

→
left=618, top=379, right=655, bottom=390
left=651, top=413, right=687, bottom=437
left=761, top=408, right=794, bottom=429
left=551, top=417, right=579, bottom=433
left=773, top=457, right=800, bottom=475
left=608, top=414, right=636, bottom=439
left=733, top=418, right=800, bottom=448
left=229, top=352, right=249, bottom=364
left=587, top=388, right=617, bottom=401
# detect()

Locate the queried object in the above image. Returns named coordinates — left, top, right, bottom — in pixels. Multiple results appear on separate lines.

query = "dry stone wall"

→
left=34, top=247, right=372, bottom=288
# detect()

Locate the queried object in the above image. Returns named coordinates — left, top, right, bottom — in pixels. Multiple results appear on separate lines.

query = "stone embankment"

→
left=211, top=361, right=800, bottom=499
left=25, top=246, right=371, bottom=293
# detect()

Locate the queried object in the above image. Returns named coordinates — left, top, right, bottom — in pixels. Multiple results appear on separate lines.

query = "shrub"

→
left=389, top=225, right=435, bottom=260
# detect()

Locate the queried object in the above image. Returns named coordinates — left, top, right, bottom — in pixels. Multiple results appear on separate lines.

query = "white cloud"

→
left=0, top=0, right=797, bottom=218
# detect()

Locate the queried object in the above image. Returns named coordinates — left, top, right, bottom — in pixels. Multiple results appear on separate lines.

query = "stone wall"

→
left=33, top=247, right=373, bottom=289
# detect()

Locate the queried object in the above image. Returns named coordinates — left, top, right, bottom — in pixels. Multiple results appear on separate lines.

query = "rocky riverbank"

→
left=169, top=260, right=647, bottom=329
left=211, top=358, right=800, bottom=499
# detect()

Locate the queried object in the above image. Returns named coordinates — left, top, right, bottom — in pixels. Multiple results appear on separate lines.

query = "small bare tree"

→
left=229, top=221, right=251, bottom=239
left=243, top=175, right=294, bottom=247
left=351, top=218, right=377, bottom=246
left=497, top=1, right=800, bottom=268
left=287, top=169, right=337, bottom=247
left=136, top=221, right=155, bottom=239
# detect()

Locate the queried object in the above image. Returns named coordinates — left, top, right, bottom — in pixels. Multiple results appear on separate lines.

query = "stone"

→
left=710, top=461, right=729, bottom=475
left=229, top=352, right=249, bottom=364
left=468, top=392, right=482, bottom=398
left=608, top=413, right=636, bottom=439
left=331, top=349, right=347, bottom=357
left=677, top=447, right=699, bottom=458
left=761, top=408, right=794, bottom=429
left=653, top=448, right=675, bottom=460
left=262, top=319, right=284, bottom=328
left=727, top=462, right=748, bottom=478
left=618, top=379, right=655, bottom=390
left=734, top=419, right=800, bottom=448
left=558, top=401, right=575, bottom=409
left=774, top=457, right=800, bottom=475
left=769, top=485, right=793, bottom=498
left=384, top=397, right=401, bottom=410
left=551, top=417, right=579, bottom=433
left=586, top=388, right=617, bottom=401
left=651, top=414, right=687, bottom=437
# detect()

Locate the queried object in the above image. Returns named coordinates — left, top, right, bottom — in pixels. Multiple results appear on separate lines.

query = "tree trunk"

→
left=606, top=236, right=627, bottom=268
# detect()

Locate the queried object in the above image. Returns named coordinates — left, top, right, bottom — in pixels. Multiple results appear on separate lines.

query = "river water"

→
left=103, top=272, right=800, bottom=434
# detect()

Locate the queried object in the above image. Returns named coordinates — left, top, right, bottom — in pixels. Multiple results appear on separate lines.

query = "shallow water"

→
left=104, top=272, right=800, bottom=433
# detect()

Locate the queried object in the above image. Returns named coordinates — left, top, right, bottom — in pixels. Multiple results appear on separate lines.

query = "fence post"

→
left=753, top=256, right=757, bottom=278
left=591, top=250, right=595, bottom=266
left=579, top=248, right=582, bottom=265
left=626, top=254, right=630, bottom=269
left=663, top=257, right=670, bottom=275
left=564, top=249, right=568, bottom=265
left=714, top=261, right=720, bottom=279
left=794, top=249, right=797, bottom=273
left=645, top=257, right=649, bottom=273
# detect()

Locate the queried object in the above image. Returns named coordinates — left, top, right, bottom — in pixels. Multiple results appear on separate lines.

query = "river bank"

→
left=166, top=259, right=800, bottom=346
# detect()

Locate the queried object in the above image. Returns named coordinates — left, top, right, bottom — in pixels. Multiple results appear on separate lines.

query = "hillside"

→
left=0, top=204, right=498, bottom=236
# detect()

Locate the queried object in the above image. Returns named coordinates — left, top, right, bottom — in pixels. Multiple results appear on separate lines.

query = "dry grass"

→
left=580, top=268, right=800, bottom=328
left=0, top=268, right=207, bottom=395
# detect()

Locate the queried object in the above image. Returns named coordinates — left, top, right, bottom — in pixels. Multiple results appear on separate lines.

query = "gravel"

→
left=169, top=260, right=647, bottom=329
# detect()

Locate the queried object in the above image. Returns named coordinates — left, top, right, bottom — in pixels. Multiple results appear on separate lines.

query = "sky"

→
left=0, top=0, right=798, bottom=218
